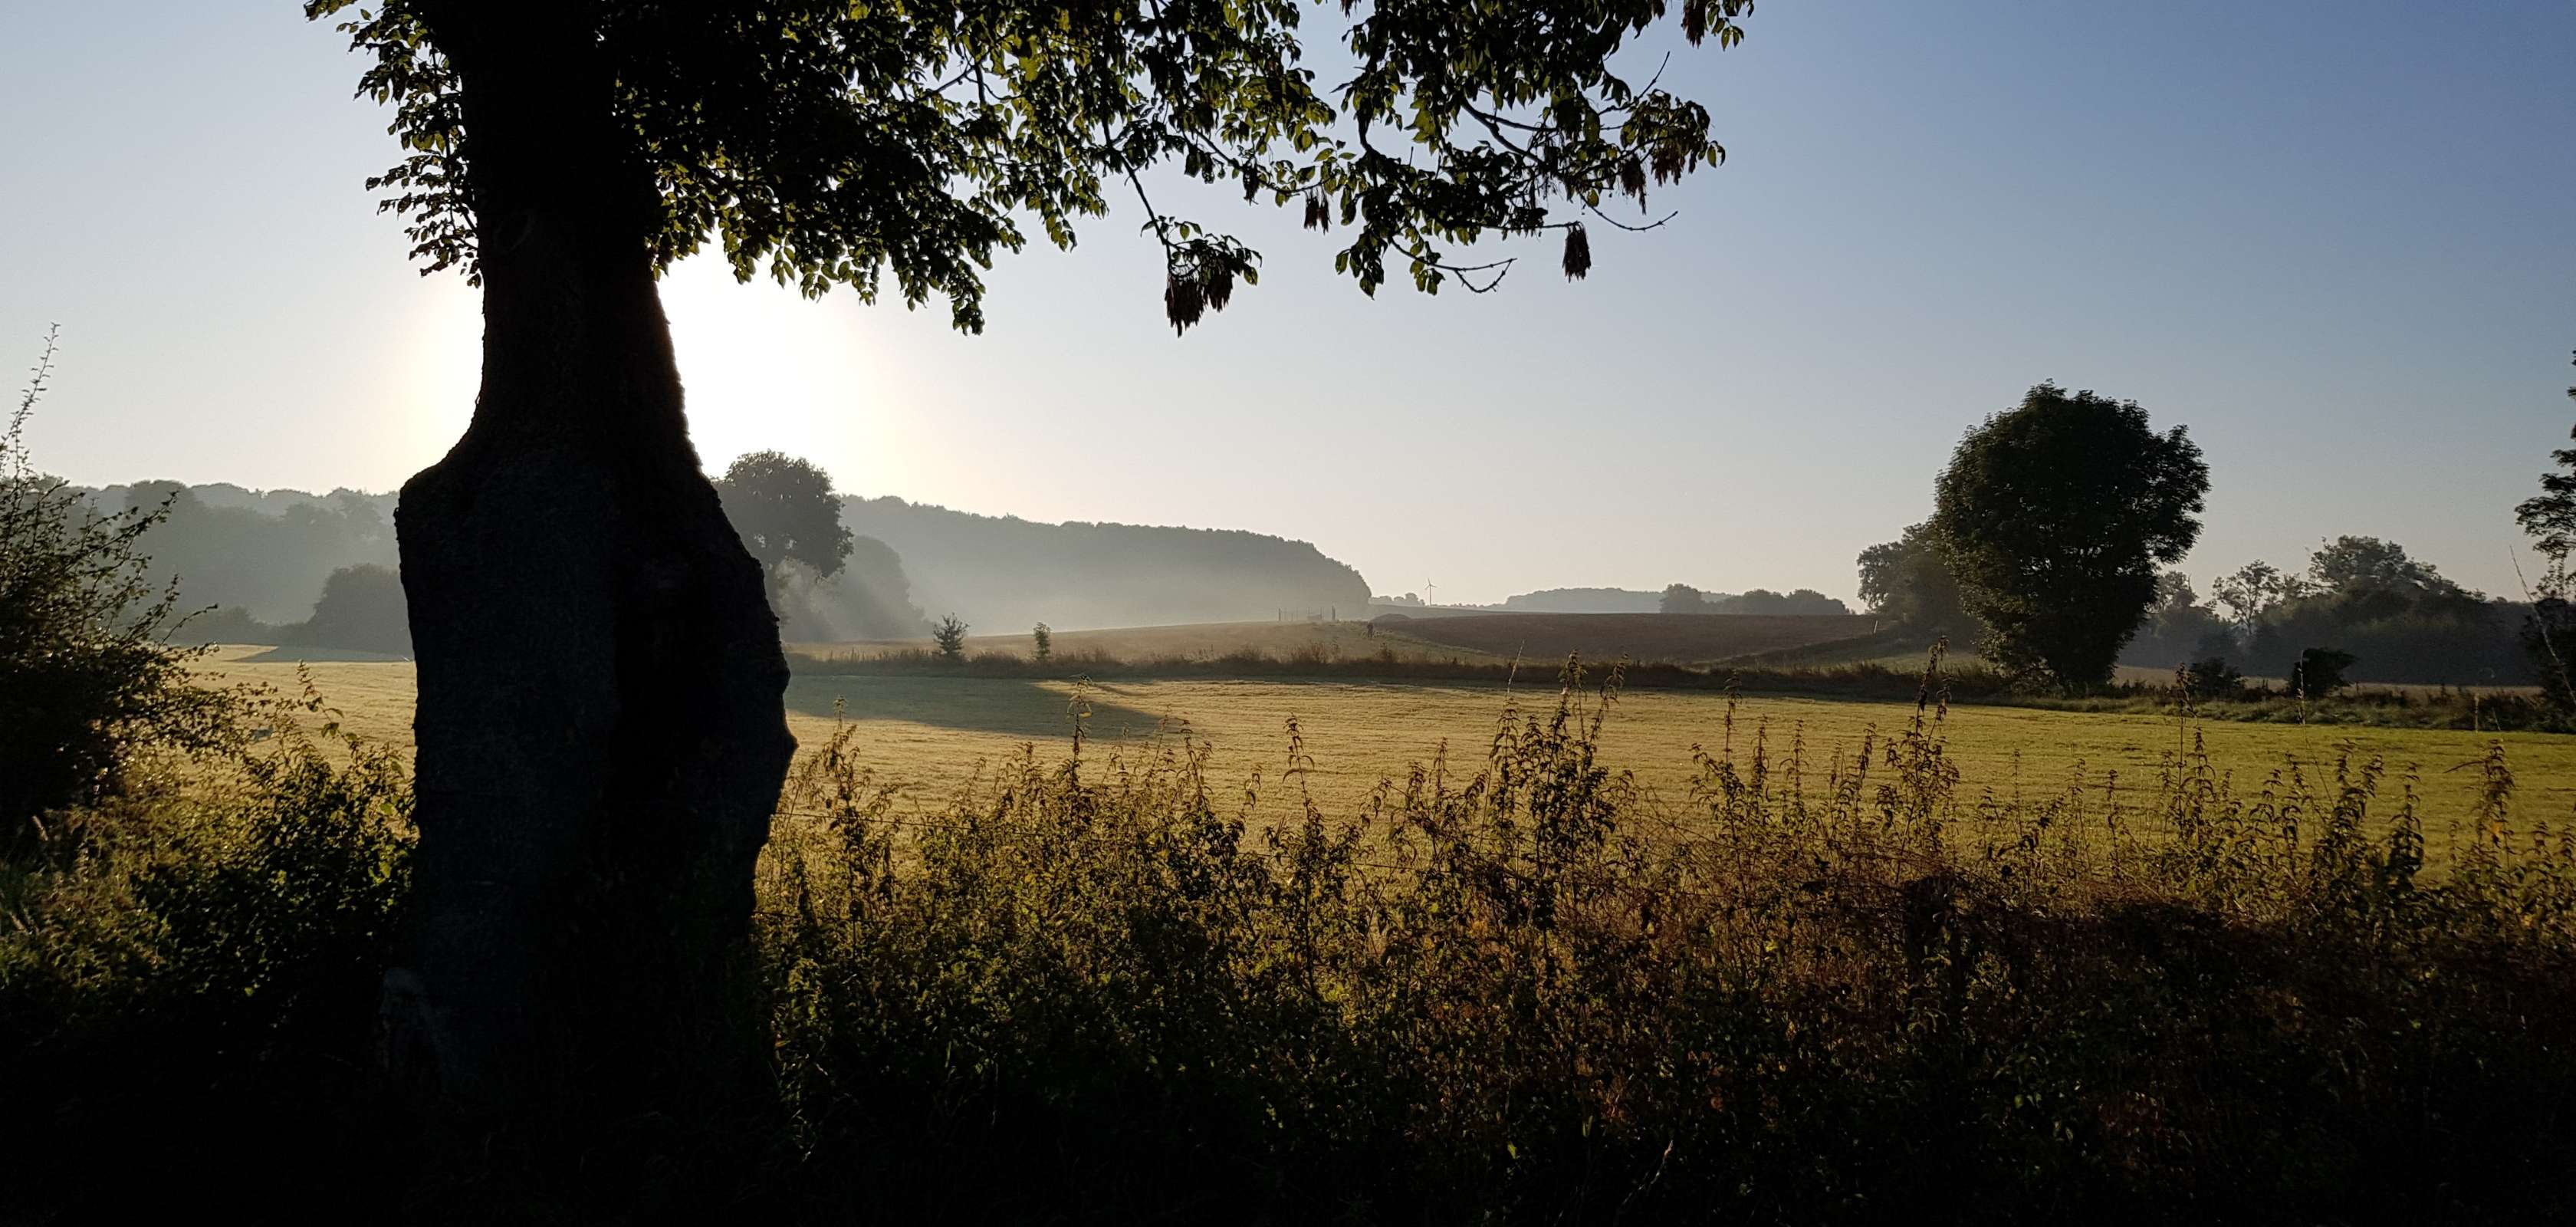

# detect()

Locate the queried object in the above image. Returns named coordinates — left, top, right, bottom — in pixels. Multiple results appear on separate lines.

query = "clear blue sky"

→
left=4, top=2, right=2569, bottom=606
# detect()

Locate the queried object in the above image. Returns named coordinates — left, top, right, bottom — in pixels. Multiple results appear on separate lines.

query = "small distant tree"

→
left=932, top=615, right=970, bottom=663
left=1031, top=623, right=1053, bottom=662
left=1, top=333, right=239, bottom=850
left=1933, top=383, right=2210, bottom=691
left=715, top=451, right=856, bottom=609
left=1659, top=584, right=1710, bottom=614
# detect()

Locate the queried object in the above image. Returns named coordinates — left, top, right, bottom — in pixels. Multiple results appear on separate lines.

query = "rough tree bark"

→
left=376, top=7, right=795, bottom=1109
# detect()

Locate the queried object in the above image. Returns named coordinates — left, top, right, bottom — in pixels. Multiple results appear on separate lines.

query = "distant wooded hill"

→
left=86, top=482, right=400, bottom=623
left=76, top=482, right=1377, bottom=649
left=838, top=495, right=1372, bottom=635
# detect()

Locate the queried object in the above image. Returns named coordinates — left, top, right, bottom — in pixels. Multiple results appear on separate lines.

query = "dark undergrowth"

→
left=7, top=660, right=2576, bottom=1222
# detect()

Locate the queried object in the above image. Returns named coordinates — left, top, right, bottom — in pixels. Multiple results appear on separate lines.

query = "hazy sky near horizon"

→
left=5, top=2, right=2571, bottom=607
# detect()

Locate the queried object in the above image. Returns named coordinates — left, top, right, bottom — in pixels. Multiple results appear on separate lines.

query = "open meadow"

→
left=204, top=644, right=2576, bottom=851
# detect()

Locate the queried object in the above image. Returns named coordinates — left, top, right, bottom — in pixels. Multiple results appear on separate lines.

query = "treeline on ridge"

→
left=72, top=465, right=1378, bottom=654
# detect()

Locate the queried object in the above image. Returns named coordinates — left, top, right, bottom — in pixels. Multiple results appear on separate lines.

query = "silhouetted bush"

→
left=2183, top=656, right=2246, bottom=701
left=2292, top=646, right=2358, bottom=696
left=0, top=701, right=413, bottom=1213
left=1, top=338, right=246, bottom=850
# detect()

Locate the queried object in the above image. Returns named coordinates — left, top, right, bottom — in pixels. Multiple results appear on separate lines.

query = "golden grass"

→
left=199, top=646, right=2576, bottom=842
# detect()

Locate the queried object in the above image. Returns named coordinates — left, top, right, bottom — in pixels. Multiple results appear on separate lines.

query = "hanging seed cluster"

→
left=1165, top=258, right=1243, bottom=334
left=1562, top=224, right=1592, bottom=281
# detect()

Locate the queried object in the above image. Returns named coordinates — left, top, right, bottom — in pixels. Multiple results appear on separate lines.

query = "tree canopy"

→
left=2517, top=351, right=2576, bottom=705
left=309, top=0, right=1753, bottom=332
left=1932, top=384, right=2208, bottom=689
left=715, top=451, right=856, bottom=592
left=2515, top=353, right=2576, bottom=593
left=2306, top=535, right=2467, bottom=603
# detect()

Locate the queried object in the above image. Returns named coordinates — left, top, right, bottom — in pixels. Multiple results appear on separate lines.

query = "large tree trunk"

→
left=378, top=8, right=794, bottom=1110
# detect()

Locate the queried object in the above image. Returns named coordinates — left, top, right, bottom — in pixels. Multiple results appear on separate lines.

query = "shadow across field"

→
left=785, top=673, right=1170, bottom=740
left=238, top=644, right=412, bottom=663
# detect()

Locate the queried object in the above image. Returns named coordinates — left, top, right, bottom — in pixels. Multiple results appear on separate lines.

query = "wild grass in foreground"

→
left=6, top=662, right=2575, bottom=1221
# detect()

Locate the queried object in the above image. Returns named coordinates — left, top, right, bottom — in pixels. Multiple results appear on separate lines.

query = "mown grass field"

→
left=204, top=646, right=2576, bottom=844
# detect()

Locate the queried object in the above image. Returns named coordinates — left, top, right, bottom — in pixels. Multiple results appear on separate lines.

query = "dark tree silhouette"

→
left=2306, top=535, right=2465, bottom=602
left=2517, top=353, right=2576, bottom=705
left=2289, top=646, right=2358, bottom=697
left=714, top=450, right=855, bottom=607
left=307, top=0, right=1759, bottom=1103
left=2515, top=353, right=2576, bottom=577
left=2197, top=542, right=2520, bottom=686
left=1932, top=384, right=2208, bottom=691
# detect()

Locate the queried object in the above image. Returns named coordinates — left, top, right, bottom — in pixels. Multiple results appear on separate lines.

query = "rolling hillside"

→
left=843, top=495, right=1372, bottom=632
